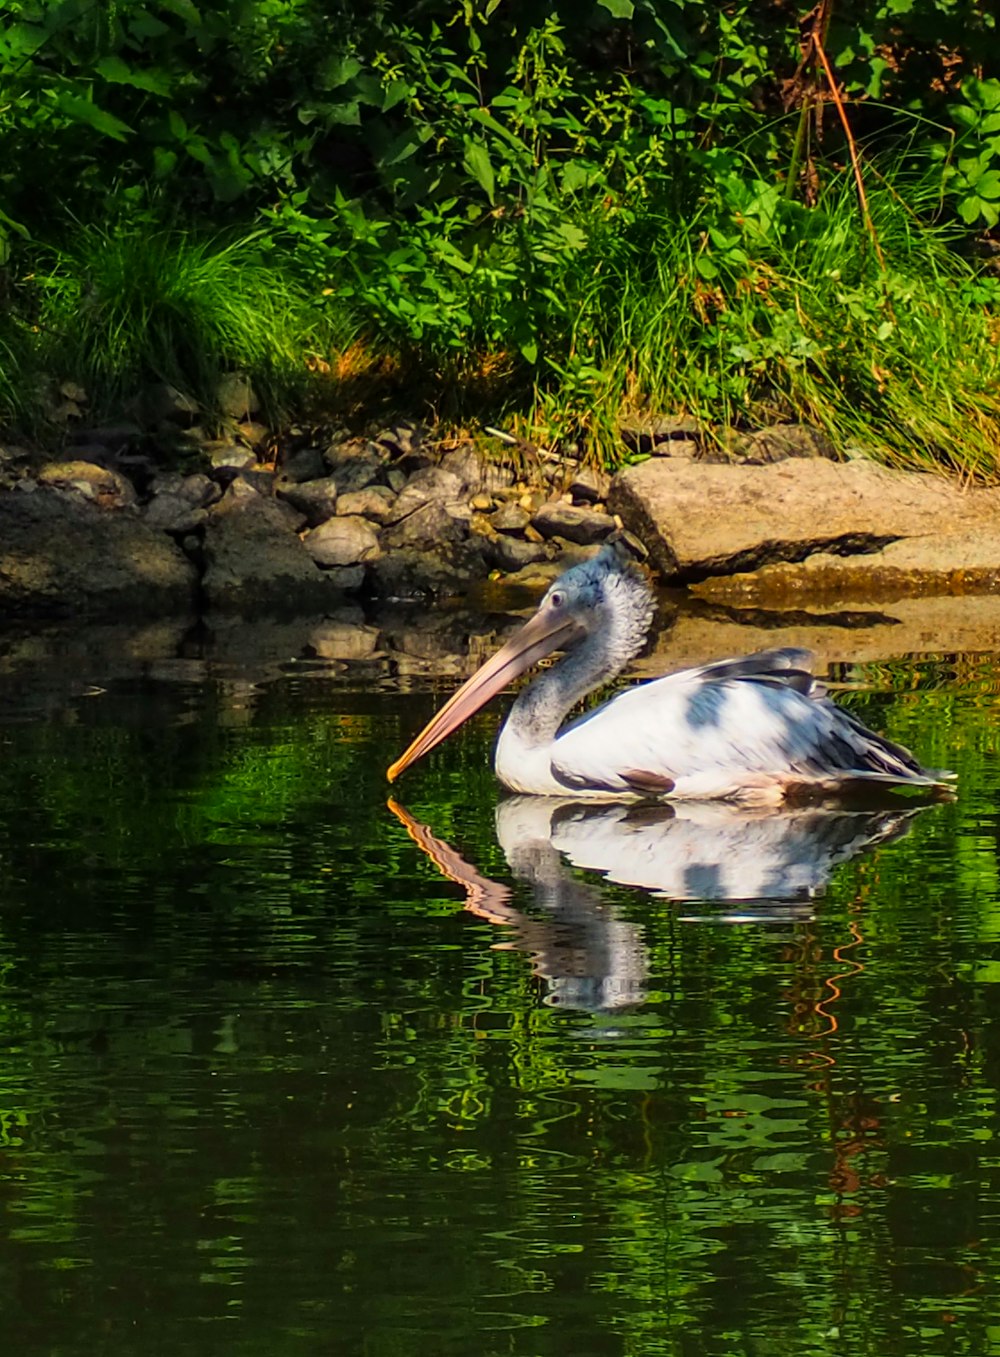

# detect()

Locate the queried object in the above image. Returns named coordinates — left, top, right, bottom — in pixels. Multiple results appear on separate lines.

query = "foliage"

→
left=0, top=1, right=999, bottom=466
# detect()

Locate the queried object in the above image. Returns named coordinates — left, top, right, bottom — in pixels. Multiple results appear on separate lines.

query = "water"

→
left=2, top=607, right=1000, bottom=1356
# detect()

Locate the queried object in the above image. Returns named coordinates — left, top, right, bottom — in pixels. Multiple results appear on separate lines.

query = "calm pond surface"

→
left=2, top=603, right=1000, bottom=1357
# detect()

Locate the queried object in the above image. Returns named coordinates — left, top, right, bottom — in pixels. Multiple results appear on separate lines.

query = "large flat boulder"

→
left=691, top=528, right=1000, bottom=605
left=0, top=488, right=197, bottom=617
left=608, top=458, right=1000, bottom=585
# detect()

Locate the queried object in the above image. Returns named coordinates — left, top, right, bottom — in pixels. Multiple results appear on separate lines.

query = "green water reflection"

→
left=1, top=647, right=1000, bottom=1355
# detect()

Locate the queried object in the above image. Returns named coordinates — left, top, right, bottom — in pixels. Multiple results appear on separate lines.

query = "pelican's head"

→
left=386, top=541, right=654, bottom=782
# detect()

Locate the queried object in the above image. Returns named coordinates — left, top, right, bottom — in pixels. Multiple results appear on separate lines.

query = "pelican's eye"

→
left=549, top=590, right=565, bottom=609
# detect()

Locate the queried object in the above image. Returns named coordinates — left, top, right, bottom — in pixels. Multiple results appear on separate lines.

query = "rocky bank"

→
left=5, top=388, right=1000, bottom=620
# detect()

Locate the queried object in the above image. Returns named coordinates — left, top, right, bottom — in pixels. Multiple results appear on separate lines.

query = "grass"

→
left=518, top=170, right=1000, bottom=475
left=34, top=225, right=329, bottom=424
left=2, top=166, right=1000, bottom=483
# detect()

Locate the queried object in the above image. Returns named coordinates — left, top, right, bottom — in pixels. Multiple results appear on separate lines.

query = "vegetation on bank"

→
left=1, top=1, right=1000, bottom=474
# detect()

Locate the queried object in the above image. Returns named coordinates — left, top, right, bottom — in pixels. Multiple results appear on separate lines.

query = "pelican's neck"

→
left=509, top=631, right=622, bottom=747
left=494, top=633, right=630, bottom=795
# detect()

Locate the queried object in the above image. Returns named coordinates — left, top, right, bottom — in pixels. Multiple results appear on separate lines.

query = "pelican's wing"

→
left=549, top=648, right=949, bottom=802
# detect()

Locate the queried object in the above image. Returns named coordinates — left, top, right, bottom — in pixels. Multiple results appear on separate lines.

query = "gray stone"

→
left=145, top=492, right=208, bottom=534
left=324, top=437, right=386, bottom=494
left=734, top=424, right=837, bottom=464
left=36, top=460, right=137, bottom=509
left=276, top=475, right=340, bottom=527
left=302, top=515, right=381, bottom=567
left=386, top=468, right=407, bottom=493
left=202, top=494, right=339, bottom=611
left=379, top=498, right=465, bottom=552
left=216, top=372, right=260, bottom=420
left=367, top=542, right=487, bottom=599
left=386, top=466, right=465, bottom=522
left=310, top=620, right=380, bottom=660
left=568, top=466, right=611, bottom=504
left=0, top=487, right=197, bottom=617
left=211, top=477, right=306, bottom=532
left=336, top=485, right=397, bottom=525
left=208, top=444, right=258, bottom=474
left=279, top=446, right=327, bottom=483
left=374, top=422, right=421, bottom=458
left=608, top=456, right=1000, bottom=586
left=485, top=535, right=550, bottom=572
left=491, top=502, right=530, bottom=535
left=440, top=444, right=516, bottom=494
left=621, top=416, right=702, bottom=455
left=530, top=501, right=616, bottom=545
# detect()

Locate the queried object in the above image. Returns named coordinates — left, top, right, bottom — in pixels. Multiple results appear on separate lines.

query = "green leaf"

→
left=462, top=139, right=495, bottom=205
left=96, top=55, right=171, bottom=96
left=977, top=170, right=1000, bottom=199
left=519, top=338, right=538, bottom=364
left=598, top=0, right=634, bottom=18
left=55, top=93, right=133, bottom=141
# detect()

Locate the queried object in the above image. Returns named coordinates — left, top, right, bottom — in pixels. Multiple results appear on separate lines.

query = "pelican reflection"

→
left=390, top=797, right=929, bottom=1011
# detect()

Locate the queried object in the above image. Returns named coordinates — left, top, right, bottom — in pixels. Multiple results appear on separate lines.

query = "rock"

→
left=608, top=457, right=1000, bottom=585
left=336, top=485, right=397, bottom=525
left=211, top=476, right=306, bottom=532
left=386, top=468, right=407, bottom=493
left=216, top=372, right=260, bottom=420
left=485, top=535, right=551, bottom=572
left=621, top=416, right=702, bottom=455
left=440, top=444, right=515, bottom=494
left=143, top=383, right=200, bottom=426
left=207, top=444, right=258, bottom=475
left=386, top=466, right=465, bottom=522
left=0, top=488, right=197, bottom=617
left=202, top=493, right=339, bottom=611
left=733, top=424, right=837, bottom=464
left=691, top=527, right=1000, bottom=605
left=324, top=437, right=386, bottom=494
left=276, top=474, right=340, bottom=527
left=380, top=498, right=465, bottom=552
left=144, top=492, right=208, bottom=535
left=238, top=469, right=277, bottom=497
left=179, top=473, right=220, bottom=508
left=302, top=516, right=381, bottom=567
left=568, top=466, right=611, bottom=504
left=491, top=503, right=530, bottom=534
left=309, top=619, right=380, bottom=661
left=279, top=447, right=327, bottom=483
left=367, top=542, right=486, bottom=599
left=530, top=501, right=616, bottom=545
left=59, top=380, right=88, bottom=404
left=149, top=472, right=218, bottom=508
left=470, top=492, right=494, bottom=512
left=236, top=421, right=270, bottom=452
left=36, top=460, right=137, bottom=509
left=374, top=422, right=422, bottom=459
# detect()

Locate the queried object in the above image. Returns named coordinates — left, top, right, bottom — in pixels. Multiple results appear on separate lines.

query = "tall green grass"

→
left=554, top=172, right=1000, bottom=476
left=35, top=226, right=328, bottom=423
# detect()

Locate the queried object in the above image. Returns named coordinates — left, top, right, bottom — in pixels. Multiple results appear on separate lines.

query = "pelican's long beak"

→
left=386, top=603, right=582, bottom=782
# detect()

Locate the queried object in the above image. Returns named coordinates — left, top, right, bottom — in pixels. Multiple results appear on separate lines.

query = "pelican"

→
left=387, top=542, right=954, bottom=804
